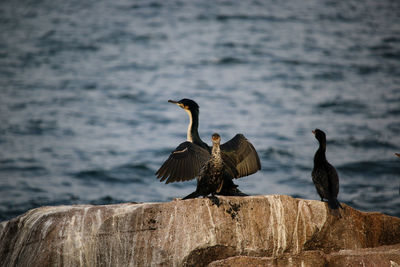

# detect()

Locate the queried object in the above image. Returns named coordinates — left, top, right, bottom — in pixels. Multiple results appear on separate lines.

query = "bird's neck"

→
left=185, top=109, right=203, bottom=145
left=211, top=143, right=222, bottom=166
left=314, top=142, right=327, bottom=164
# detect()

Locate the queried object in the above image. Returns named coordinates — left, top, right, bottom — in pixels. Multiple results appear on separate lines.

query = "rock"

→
left=209, top=244, right=400, bottom=266
left=0, top=195, right=399, bottom=267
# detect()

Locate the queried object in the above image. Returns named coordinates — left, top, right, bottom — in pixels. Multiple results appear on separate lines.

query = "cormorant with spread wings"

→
left=156, top=99, right=261, bottom=198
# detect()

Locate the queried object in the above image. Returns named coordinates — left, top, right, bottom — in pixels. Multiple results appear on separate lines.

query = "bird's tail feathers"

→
left=328, top=197, right=343, bottom=209
left=182, top=191, right=200, bottom=200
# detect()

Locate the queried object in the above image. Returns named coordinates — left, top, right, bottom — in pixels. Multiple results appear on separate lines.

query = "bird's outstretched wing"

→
left=156, top=141, right=210, bottom=183
left=220, top=134, right=261, bottom=179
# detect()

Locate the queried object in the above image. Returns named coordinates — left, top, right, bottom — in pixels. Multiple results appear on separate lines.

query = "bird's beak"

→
left=168, top=99, right=185, bottom=109
left=312, top=130, right=316, bottom=135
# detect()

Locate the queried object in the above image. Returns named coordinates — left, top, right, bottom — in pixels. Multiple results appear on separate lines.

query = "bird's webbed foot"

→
left=208, top=194, right=221, bottom=207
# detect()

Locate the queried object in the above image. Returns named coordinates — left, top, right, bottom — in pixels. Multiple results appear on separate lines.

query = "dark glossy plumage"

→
left=220, top=134, right=261, bottom=178
left=156, top=141, right=210, bottom=184
left=156, top=99, right=261, bottom=196
left=311, top=129, right=342, bottom=209
left=183, top=133, right=226, bottom=199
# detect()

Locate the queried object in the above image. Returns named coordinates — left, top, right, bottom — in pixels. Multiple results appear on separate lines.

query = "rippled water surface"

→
left=1, top=0, right=399, bottom=221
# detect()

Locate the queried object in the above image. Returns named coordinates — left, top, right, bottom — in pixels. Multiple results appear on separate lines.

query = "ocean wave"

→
left=72, top=163, right=153, bottom=184
left=196, top=57, right=248, bottom=66
left=0, top=165, right=47, bottom=173
left=116, top=2, right=163, bottom=10
left=96, top=31, right=167, bottom=45
left=9, top=96, right=81, bottom=111
left=73, top=170, right=117, bottom=182
left=317, top=98, right=367, bottom=114
left=313, top=71, right=345, bottom=81
left=215, top=14, right=300, bottom=23
left=89, top=195, right=125, bottom=205
left=383, top=36, right=400, bottom=43
left=353, top=64, right=381, bottom=75
left=216, top=57, right=246, bottom=65
left=388, top=122, right=400, bottom=134
left=20, top=183, right=46, bottom=193
left=115, top=93, right=140, bottom=102
left=278, top=176, right=313, bottom=187
left=274, top=57, right=346, bottom=70
left=369, top=42, right=400, bottom=60
left=37, top=31, right=99, bottom=56
left=261, top=147, right=294, bottom=159
left=317, top=13, right=358, bottom=22
left=109, top=62, right=158, bottom=72
left=0, top=161, right=48, bottom=180
left=5, top=119, right=58, bottom=136
left=338, top=160, right=400, bottom=176
left=328, top=138, right=399, bottom=150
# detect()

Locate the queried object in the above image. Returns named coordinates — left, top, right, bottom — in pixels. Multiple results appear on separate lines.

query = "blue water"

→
left=0, top=0, right=399, bottom=221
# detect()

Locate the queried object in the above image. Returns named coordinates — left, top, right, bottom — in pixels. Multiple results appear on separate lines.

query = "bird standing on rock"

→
left=312, top=129, right=343, bottom=209
left=183, top=133, right=240, bottom=200
left=156, top=99, right=261, bottom=198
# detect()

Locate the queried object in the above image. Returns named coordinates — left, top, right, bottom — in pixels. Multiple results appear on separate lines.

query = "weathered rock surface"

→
left=209, top=244, right=400, bottom=266
left=0, top=195, right=399, bottom=267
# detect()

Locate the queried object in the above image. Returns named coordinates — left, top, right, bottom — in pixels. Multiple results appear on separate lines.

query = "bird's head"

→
left=312, top=128, right=326, bottom=143
left=168, top=98, right=199, bottom=113
left=211, top=133, right=221, bottom=144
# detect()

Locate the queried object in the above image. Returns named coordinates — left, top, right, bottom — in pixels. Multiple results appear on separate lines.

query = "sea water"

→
left=0, top=0, right=399, bottom=221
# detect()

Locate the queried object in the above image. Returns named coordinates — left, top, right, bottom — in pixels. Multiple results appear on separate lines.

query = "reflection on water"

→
left=0, top=0, right=399, bottom=221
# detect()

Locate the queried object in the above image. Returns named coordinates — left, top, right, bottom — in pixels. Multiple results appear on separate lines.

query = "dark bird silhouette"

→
left=156, top=99, right=261, bottom=197
left=312, top=129, right=342, bottom=209
left=182, top=133, right=238, bottom=200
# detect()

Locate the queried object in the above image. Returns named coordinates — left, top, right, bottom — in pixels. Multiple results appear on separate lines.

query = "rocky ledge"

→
left=0, top=195, right=399, bottom=267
